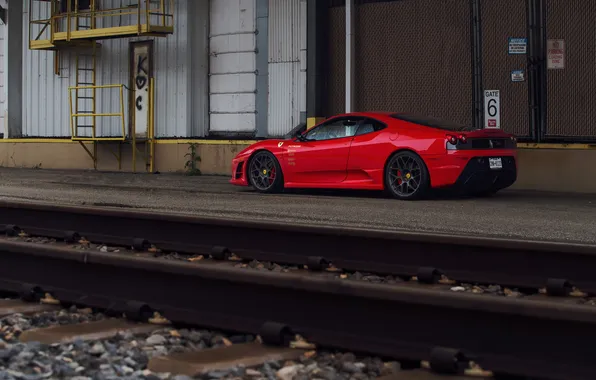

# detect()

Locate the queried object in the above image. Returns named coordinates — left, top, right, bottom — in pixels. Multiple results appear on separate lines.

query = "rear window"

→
left=389, top=113, right=475, bottom=132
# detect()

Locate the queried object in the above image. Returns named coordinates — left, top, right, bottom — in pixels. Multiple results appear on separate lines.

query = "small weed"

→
left=184, top=143, right=202, bottom=175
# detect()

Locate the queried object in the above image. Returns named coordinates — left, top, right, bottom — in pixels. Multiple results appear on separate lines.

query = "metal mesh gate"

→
left=327, top=6, right=346, bottom=117
left=545, top=0, right=596, bottom=139
left=326, top=0, right=472, bottom=127
left=481, top=0, right=530, bottom=137
left=324, top=0, right=596, bottom=142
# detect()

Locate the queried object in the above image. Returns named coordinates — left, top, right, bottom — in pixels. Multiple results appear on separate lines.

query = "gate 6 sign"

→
left=484, top=90, right=500, bottom=129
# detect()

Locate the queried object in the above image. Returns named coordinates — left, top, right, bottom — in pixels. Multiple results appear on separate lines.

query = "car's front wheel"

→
left=248, top=150, right=284, bottom=193
left=385, top=151, right=430, bottom=200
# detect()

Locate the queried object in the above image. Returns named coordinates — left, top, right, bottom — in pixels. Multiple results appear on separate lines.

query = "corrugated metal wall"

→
left=209, top=0, right=257, bottom=134
left=22, top=0, right=195, bottom=138
left=0, top=21, right=5, bottom=136
left=267, top=0, right=307, bottom=137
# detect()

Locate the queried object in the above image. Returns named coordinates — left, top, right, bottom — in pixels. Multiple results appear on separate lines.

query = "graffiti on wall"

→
left=131, top=42, right=152, bottom=138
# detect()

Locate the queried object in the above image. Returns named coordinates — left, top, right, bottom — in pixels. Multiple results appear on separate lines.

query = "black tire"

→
left=248, top=150, right=284, bottom=193
left=384, top=150, right=430, bottom=200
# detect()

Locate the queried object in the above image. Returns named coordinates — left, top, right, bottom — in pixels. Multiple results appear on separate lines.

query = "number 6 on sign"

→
left=484, top=90, right=500, bottom=129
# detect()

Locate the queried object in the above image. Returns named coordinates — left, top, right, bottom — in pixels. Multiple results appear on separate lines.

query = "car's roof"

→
left=332, top=111, right=395, bottom=118
left=330, top=111, right=475, bottom=132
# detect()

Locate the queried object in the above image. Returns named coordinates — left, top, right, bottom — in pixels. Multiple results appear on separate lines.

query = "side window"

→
left=305, top=118, right=361, bottom=141
left=355, top=118, right=386, bottom=136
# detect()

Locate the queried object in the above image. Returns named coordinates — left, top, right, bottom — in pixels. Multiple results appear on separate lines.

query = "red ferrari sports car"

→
left=230, top=112, right=518, bottom=200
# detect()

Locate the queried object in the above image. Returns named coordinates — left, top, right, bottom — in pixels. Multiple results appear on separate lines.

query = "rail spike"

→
left=259, top=321, right=294, bottom=347
left=3, top=224, right=21, bottom=237
left=211, top=246, right=231, bottom=261
left=417, top=267, right=443, bottom=284
left=306, top=256, right=329, bottom=271
left=124, top=301, right=154, bottom=322
left=19, top=283, right=44, bottom=303
left=132, top=238, right=151, bottom=252
left=429, top=347, right=470, bottom=375
left=546, top=278, right=572, bottom=297
left=64, top=231, right=81, bottom=243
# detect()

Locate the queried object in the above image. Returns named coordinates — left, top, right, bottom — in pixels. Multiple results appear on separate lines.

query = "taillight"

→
left=447, top=135, right=458, bottom=145
left=446, top=134, right=467, bottom=145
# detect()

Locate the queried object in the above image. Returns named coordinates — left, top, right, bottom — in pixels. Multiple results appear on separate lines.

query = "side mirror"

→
left=284, top=122, right=307, bottom=140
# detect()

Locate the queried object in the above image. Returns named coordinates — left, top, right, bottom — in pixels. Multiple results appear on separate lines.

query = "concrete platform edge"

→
left=1, top=142, right=596, bottom=193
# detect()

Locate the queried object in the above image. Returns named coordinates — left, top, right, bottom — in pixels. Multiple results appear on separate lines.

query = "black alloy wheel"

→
left=248, top=150, right=284, bottom=193
left=385, top=151, right=430, bottom=200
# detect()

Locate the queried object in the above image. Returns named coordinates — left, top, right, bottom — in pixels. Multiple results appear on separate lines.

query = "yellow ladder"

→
left=74, top=44, right=97, bottom=140
left=73, top=0, right=97, bottom=140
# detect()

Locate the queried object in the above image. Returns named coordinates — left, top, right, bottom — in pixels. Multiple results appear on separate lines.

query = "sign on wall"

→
left=547, top=39, right=565, bottom=69
left=511, top=69, right=525, bottom=82
left=508, top=37, right=527, bottom=55
left=484, top=90, right=500, bottom=129
left=130, top=41, right=153, bottom=138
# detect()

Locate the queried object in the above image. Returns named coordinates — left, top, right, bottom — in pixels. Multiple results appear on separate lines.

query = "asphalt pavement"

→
left=0, top=167, right=594, bottom=244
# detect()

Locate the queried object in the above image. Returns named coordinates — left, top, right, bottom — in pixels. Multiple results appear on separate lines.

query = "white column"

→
left=345, top=0, right=355, bottom=113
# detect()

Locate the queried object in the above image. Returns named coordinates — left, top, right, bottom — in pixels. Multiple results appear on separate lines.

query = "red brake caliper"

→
left=269, top=167, right=275, bottom=184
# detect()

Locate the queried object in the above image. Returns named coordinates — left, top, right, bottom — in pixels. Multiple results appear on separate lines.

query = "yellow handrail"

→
left=71, top=84, right=124, bottom=90
left=68, top=84, right=127, bottom=141
left=29, top=0, right=174, bottom=49
left=149, top=77, right=156, bottom=172
left=48, top=1, right=175, bottom=31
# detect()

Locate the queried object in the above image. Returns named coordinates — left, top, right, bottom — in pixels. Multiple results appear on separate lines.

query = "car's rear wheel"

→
left=248, top=150, right=284, bottom=193
left=385, top=151, right=430, bottom=200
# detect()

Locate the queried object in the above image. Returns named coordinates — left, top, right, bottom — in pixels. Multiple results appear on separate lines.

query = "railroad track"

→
left=0, top=200, right=594, bottom=295
left=0, top=201, right=595, bottom=379
left=0, top=297, right=404, bottom=380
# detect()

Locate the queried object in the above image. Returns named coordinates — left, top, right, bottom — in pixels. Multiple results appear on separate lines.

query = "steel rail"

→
left=1, top=200, right=596, bottom=294
left=0, top=239, right=594, bottom=380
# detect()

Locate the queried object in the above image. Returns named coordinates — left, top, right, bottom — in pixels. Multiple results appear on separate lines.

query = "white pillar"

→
left=345, top=0, right=355, bottom=113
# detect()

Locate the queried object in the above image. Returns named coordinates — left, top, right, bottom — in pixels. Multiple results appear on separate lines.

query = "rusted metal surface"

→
left=2, top=201, right=596, bottom=294
left=0, top=299, right=59, bottom=317
left=19, top=319, right=158, bottom=344
left=148, top=342, right=306, bottom=376
left=0, top=239, right=593, bottom=379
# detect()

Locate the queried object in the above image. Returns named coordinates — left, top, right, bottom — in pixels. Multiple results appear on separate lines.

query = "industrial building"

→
left=0, top=0, right=595, bottom=193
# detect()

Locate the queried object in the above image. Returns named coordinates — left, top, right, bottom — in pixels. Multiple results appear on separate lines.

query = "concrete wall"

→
left=513, top=149, right=596, bottom=193
left=2, top=142, right=596, bottom=193
left=0, top=141, right=250, bottom=175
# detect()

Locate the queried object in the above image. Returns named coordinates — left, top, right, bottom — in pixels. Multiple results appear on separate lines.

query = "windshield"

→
left=389, top=113, right=476, bottom=132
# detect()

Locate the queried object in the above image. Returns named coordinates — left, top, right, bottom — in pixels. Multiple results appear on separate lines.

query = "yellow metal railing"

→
left=28, top=0, right=175, bottom=48
left=66, top=80, right=156, bottom=173
left=68, top=84, right=126, bottom=141
left=56, top=0, right=174, bottom=40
